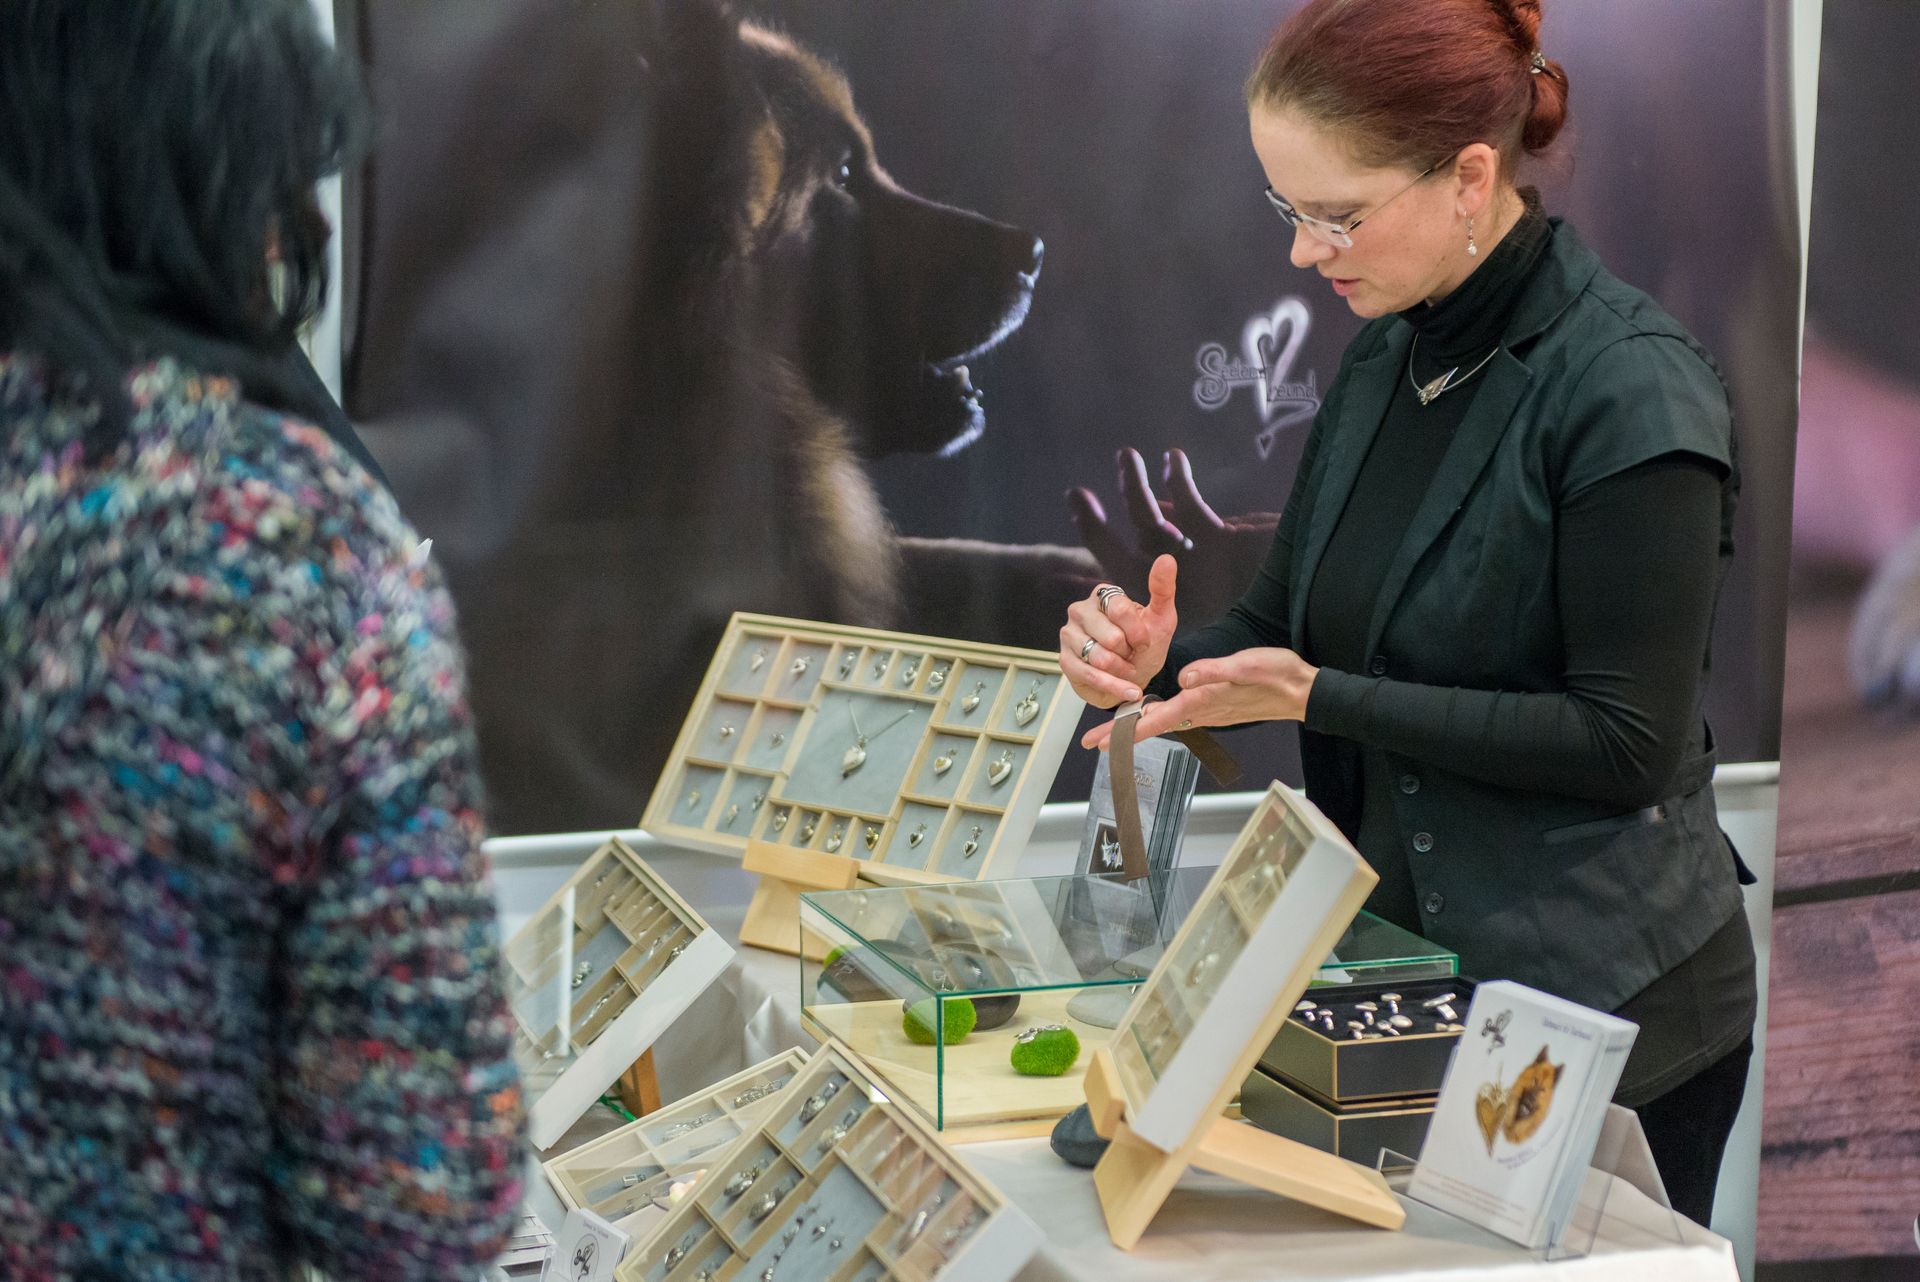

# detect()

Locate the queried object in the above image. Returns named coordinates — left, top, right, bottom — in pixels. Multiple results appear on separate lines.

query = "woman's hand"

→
left=1081, top=646, right=1319, bottom=750
left=1060, top=554, right=1179, bottom=709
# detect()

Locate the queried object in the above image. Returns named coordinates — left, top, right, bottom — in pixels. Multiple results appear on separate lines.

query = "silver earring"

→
left=1466, top=215, right=1478, bottom=257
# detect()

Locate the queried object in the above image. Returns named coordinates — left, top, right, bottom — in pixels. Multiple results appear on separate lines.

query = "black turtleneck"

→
left=1153, top=194, right=1754, bottom=1105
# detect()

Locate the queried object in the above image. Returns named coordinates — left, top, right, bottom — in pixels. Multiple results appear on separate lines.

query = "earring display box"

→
left=544, top=1050, right=813, bottom=1231
left=797, top=870, right=1456, bottom=1139
left=612, top=1041, right=1043, bottom=1282
left=1259, top=975, right=1479, bottom=1104
left=504, top=837, right=736, bottom=1149
left=639, top=614, right=1082, bottom=885
left=1240, top=1068, right=1435, bottom=1168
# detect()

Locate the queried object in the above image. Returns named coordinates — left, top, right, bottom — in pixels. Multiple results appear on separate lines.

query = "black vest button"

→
left=1369, top=655, right=1388, bottom=676
left=1412, top=832, right=1434, bottom=853
left=1399, top=774, right=1420, bottom=794
left=1423, top=891, right=1445, bottom=915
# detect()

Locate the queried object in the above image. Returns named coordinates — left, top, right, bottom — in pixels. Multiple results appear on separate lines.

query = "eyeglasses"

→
left=1262, top=157, right=1446, bottom=249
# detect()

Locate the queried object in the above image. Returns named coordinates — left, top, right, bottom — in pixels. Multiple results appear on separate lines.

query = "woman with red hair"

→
left=1062, top=0, right=1756, bottom=1223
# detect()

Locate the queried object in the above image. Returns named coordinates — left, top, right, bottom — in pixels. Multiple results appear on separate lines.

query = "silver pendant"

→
left=928, top=665, right=948, bottom=690
left=962, top=824, right=983, bottom=859
left=571, top=961, right=593, bottom=989
left=1013, top=680, right=1041, bottom=727
left=799, top=817, right=816, bottom=842
left=724, top=1165, right=761, bottom=1198
left=901, top=658, right=920, bottom=686
left=790, top=656, right=811, bottom=678
left=772, top=808, right=791, bottom=832
left=799, top=1081, right=838, bottom=1121
left=749, top=648, right=767, bottom=672
left=961, top=681, right=985, bottom=715
left=841, top=741, right=868, bottom=776
left=931, top=753, right=953, bottom=776
left=770, top=731, right=786, bottom=747
left=872, top=654, right=889, bottom=680
left=838, top=650, right=857, bottom=678
left=907, top=823, right=927, bottom=848
left=1099, top=835, right=1121, bottom=869
left=723, top=804, right=739, bottom=828
left=684, top=789, right=700, bottom=810
left=986, top=749, right=1014, bottom=787
left=750, top=1192, right=778, bottom=1220
left=718, top=724, right=735, bottom=740
left=825, top=824, right=845, bottom=853
left=1014, top=1023, right=1068, bottom=1045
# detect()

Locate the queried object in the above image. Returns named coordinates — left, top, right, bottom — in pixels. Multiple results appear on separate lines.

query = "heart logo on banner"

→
left=1241, top=298, right=1321, bottom=459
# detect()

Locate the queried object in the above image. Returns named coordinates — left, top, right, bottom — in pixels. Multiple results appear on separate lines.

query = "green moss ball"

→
left=823, top=946, right=846, bottom=970
left=1009, top=1025, right=1082, bottom=1077
left=902, top=996, right=977, bottom=1045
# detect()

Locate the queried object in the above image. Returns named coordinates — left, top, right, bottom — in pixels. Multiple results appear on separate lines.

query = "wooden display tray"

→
left=504, top=836, right=737, bottom=1149
left=640, top=614, right=1084, bottom=956
left=614, top=1040, right=1043, bottom=1282
left=1086, top=782, right=1407, bottom=1248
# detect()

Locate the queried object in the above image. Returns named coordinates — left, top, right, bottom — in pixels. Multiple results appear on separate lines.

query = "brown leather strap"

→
left=1107, top=699, right=1243, bottom=882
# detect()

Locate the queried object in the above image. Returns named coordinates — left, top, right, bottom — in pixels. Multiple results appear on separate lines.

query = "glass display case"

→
left=798, top=868, right=1455, bottom=1137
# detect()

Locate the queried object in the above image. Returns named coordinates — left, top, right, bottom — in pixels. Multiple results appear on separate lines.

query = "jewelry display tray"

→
left=614, top=1042, right=1042, bottom=1282
left=545, top=1050, right=813, bottom=1232
left=506, top=837, right=736, bottom=1149
left=640, top=614, right=1082, bottom=885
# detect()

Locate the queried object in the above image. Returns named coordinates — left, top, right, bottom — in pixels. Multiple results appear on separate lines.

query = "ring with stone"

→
left=1078, top=637, right=1099, bottom=662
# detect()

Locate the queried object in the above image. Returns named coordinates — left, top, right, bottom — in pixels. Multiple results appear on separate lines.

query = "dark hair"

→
left=0, top=0, right=368, bottom=455
left=1245, top=0, right=1569, bottom=178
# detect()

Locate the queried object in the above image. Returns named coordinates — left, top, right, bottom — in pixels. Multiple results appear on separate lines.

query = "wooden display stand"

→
left=739, top=838, right=862, bottom=958
left=1084, top=1049, right=1403, bottom=1248
left=613, top=1048, right=661, bottom=1119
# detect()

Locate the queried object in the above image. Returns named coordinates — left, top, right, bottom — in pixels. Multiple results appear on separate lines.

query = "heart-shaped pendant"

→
left=1475, top=1083, right=1509, bottom=1154
left=932, top=754, right=953, bottom=776
left=908, top=823, right=927, bottom=848
left=826, top=826, right=845, bottom=853
left=987, top=750, right=1013, bottom=787
left=841, top=744, right=867, bottom=777
left=961, top=681, right=985, bottom=715
left=962, top=825, right=983, bottom=859
left=1013, top=681, right=1041, bottom=727
left=772, top=808, right=790, bottom=832
left=863, top=825, right=880, bottom=851
left=928, top=666, right=948, bottom=690
left=749, top=648, right=766, bottom=672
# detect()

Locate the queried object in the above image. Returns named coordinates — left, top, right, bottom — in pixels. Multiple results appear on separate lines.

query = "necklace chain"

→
left=848, top=698, right=915, bottom=745
left=1408, top=334, right=1501, bottom=406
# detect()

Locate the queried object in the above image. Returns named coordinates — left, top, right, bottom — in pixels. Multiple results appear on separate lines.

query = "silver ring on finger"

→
left=1095, top=584, right=1126, bottom=615
left=1079, top=637, right=1099, bottom=662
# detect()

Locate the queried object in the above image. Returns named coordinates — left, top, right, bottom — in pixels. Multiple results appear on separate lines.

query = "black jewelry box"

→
left=1240, top=1066, right=1435, bottom=1168
left=1256, top=975, right=1478, bottom=1102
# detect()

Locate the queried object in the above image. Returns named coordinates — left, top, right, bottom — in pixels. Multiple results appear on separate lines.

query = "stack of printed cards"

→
left=1406, top=979, right=1638, bottom=1250
left=1077, top=737, right=1198, bottom=877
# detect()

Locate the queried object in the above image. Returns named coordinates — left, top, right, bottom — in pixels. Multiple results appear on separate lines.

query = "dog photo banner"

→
left=337, top=0, right=1800, bottom=835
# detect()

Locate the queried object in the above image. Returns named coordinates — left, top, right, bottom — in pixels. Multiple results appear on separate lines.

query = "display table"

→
left=489, top=815, right=1743, bottom=1281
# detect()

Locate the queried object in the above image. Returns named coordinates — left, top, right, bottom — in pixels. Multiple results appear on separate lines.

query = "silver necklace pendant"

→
left=771, top=807, right=790, bottom=832
left=931, top=752, right=953, bottom=776
left=961, top=681, right=985, bottom=715
left=841, top=739, right=868, bottom=777
left=872, top=654, right=889, bottom=680
left=825, top=824, right=846, bottom=853
left=928, top=665, right=948, bottom=690
left=799, top=817, right=816, bottom=842
left=1013, top=680, right=1041, bottom=726
left=962, top=824, right=983, bottom=859
left=900, top=658, right=920, bottom=686
left=907, top=822, right=927, bottom=848
left=838, top=650, right=857, bottom=678
left=1415, top=370, right=1455, bottom=406
left=749, top=648, right=767, bottom=672
left=790, top=656, right=811, bottom=679
left=986, top=749, right=1014, bottom=787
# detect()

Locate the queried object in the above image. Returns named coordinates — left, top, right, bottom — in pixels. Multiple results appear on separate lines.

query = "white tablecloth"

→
left=493, top=831, right=1739, bottom=1282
